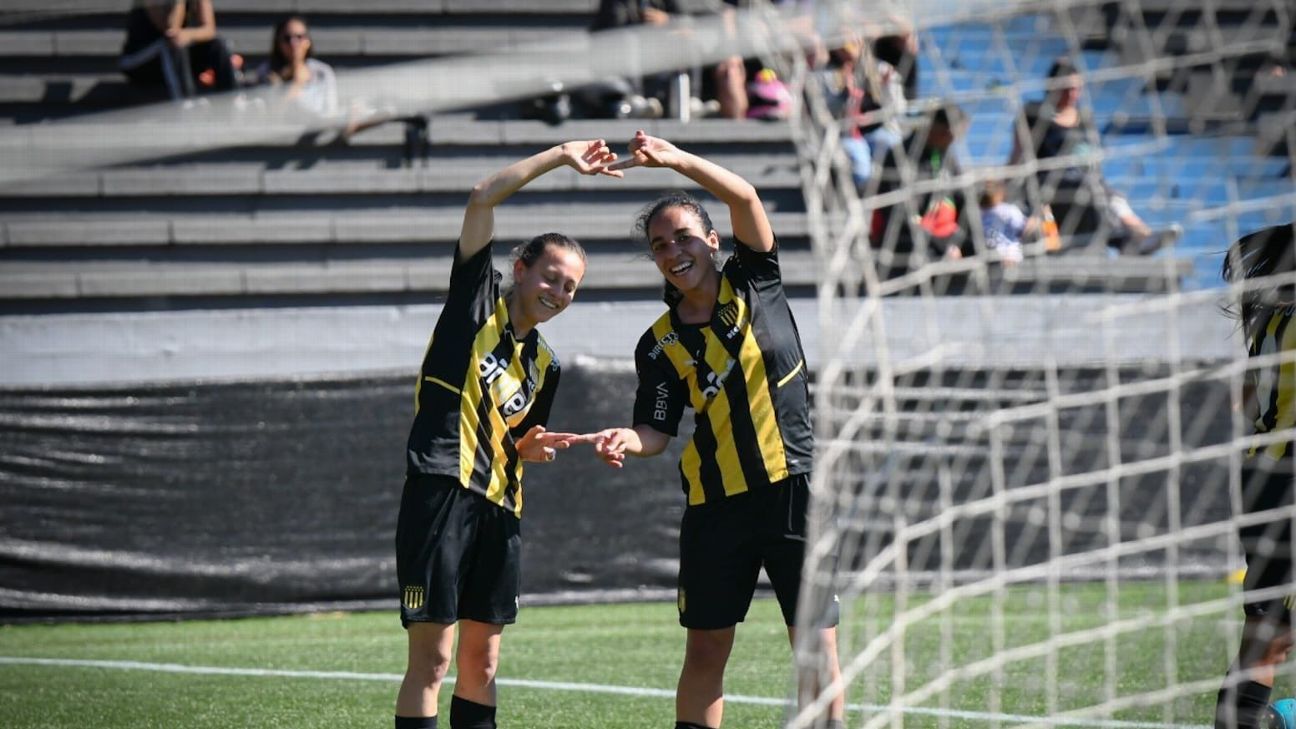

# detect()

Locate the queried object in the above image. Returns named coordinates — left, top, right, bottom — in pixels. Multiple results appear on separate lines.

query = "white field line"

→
left=0, top=656, right=1209, bottom=729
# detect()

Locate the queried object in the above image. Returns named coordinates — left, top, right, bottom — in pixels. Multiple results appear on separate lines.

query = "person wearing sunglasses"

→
left=254, top=15, right=338, bottom=119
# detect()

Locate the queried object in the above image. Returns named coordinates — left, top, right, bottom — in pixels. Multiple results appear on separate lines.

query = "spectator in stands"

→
left=394, top=139, right=622, bottom=729
left=576, top=0, right=673, bottom=120
left=721, top=0, right=822, bottom=121
left=745, top=67, right=794, bottom=121
left=251, top=15, right=394, bottom=141
left=978, top=179, right=1033, bottom=265
left=1213, top=222, right=1295, bottom=729
left=253, top=16, right=337, bottom=120
left=866, top=103, right=977, bottom=278
left=578, top=0, right=742, bottom=121
left=824, top=38, right=906, bottom=191
left=119, top=0, right=240, bottom=103
left=1009, top=57, right=1180, bottom=255
left=873, top=29, right=919, bottom=102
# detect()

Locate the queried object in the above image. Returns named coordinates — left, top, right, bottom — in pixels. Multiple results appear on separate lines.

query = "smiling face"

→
left=647, top=205, right=720, bottom=296
left=510, top=244, right=585, bottom=332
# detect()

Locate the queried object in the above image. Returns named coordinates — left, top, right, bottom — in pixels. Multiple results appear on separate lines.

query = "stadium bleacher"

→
left=927, top=2, right=1293, bottom=289
left=0, top=1, right=1291, bottom=310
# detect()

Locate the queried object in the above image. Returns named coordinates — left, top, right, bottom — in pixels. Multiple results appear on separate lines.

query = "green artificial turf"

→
left=0, top=582, right=1249, bottom=728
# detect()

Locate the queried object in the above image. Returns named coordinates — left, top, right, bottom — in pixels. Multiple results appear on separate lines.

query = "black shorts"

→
left=677, top=473, right=839, bottom=630
left=395, top=473, right=521, bottom=627
left=1240, top=461, right=1296, bottom=623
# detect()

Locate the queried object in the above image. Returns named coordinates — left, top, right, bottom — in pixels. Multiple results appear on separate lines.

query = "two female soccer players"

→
left=394, top=131, right=841, bottom=729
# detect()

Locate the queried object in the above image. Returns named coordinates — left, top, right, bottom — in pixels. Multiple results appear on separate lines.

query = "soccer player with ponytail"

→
left=394, top=140, right=621, bottom=729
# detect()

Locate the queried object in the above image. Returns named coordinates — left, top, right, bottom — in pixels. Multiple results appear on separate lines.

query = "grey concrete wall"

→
left=0, top=295, right=1241, bottom=387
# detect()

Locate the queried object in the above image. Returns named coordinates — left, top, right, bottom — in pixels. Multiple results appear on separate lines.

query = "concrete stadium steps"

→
left=217, top=0, right=598, bottom=14
left=0, top=24, right=591, bottom=60
left=0, top=254, right=1195, bottom=303
left=0, top=115, right=795, bottom=162
left=0, top=1, right=598, bottom=121
left=0, top=117, right=803, bottom=221
left=0, top=209, right=812, bottom=248
left=0, top=0, right=598, bottom=16
left=0, top=249, right=818, bottom=300
left=0, top=5, right=1258, bottom=309
left=0, top=154, right=801, bottom=198
left=0, top=116, right=816, bottom=304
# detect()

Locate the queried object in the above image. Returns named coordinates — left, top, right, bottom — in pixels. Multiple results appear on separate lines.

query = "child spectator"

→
left=978, top=179, right=1033, bottom=265
left=745, top=67, right=793, bottom=121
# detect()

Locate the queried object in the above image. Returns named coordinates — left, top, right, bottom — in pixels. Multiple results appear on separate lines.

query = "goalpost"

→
left=783, top=0, right=1295, bottom=727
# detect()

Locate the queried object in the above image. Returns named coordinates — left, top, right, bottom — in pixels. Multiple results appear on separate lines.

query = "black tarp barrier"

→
left=0, top=364, right=688, bottom=621
left=1, top=362, right=1241, bottom=622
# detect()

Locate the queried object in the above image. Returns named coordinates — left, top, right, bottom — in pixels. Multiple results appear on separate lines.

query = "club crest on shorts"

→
left=402, top=585, right=425, bottom=610
left=677, top=588, right=686, bottom=615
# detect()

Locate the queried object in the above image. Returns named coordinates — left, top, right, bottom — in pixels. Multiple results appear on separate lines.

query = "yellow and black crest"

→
left=402, top=585, right=425, bottom=610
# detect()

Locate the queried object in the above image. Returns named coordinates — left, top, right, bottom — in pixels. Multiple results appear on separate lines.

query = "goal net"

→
left=782, top=0, right=1295, bottom=727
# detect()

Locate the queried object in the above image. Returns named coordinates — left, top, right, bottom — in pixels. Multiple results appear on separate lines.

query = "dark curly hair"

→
left=1222, top=222, right=1295, bottom=329
left=634, top=191, right=719, bottom=306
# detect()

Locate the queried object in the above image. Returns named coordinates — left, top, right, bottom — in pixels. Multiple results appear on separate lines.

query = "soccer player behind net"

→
left=1215, top=222, right=1296, bottom=729
left=394, top=140, right=622, bottom=729
left=570, top=131, right=845, bottom=729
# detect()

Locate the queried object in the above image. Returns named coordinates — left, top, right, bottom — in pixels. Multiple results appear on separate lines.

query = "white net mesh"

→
left=784, top=1, right=1294, bottom=727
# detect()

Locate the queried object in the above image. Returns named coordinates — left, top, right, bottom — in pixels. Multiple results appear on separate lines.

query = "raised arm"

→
left=623, top=130, right=775, bottom=252
left=459, top=139, right=620, bottom=263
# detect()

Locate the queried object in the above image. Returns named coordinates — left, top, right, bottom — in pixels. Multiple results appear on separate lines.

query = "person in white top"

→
left=255, top=15, right=338, bottom=119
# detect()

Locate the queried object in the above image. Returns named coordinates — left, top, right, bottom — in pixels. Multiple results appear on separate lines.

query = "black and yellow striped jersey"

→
left=1246, top=306, right=1294, bottom=462
left=406, top=242, right=561, bottom=517
left=633, top=240, right=813, bottom=506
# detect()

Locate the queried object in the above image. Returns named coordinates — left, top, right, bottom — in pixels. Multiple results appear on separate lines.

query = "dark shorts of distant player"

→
left=396, top=473, right=521, bottom=628
left=677, top=473, right=840, bottom=630
left=1240, top=460, right=1296, bottom=624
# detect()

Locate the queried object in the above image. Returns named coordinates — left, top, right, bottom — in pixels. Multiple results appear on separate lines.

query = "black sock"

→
left=675, top=723, right=713, bottom=729
left=1216, top=679, right=1272, bottom=729
left=395, top=716, right=437, bottom=729
left=450, top=695, right=497, bottom=729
